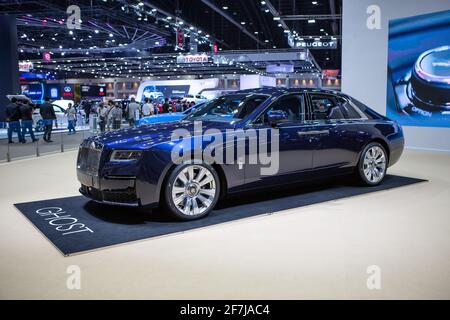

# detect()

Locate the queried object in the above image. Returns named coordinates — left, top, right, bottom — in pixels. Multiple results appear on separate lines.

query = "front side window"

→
left=258, top=94, right=306, bottom=123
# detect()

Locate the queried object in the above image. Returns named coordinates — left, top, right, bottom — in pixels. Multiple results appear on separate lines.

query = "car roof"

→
left=227, top=87, right=343, bottom=97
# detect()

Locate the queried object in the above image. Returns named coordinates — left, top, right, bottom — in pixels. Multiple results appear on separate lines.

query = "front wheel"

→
left=164, top=163, right=220, bottom=220
left=357, top=142, right=388, bottom=186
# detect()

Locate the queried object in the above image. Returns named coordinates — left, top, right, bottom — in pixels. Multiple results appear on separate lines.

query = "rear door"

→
left=306, top=93, right=363, bottom=172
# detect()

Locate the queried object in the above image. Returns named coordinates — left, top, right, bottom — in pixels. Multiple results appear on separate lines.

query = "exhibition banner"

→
left=386, top=10, right=450, bottom=128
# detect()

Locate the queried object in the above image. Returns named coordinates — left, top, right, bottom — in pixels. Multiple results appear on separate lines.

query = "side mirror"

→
left=267, top=110, right=289, bottom=126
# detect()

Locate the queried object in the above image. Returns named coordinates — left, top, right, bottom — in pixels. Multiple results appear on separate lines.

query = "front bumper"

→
left=77, top=170, right=139, bottom=207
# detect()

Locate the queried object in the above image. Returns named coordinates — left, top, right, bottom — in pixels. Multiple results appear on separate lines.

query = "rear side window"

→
left=337, top=97, right=363, bottom=119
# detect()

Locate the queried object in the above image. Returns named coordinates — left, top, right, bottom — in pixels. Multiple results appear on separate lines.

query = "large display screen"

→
left=141, top=85, right=190, bottom=103
left=386, top=10, right=450, bottom=128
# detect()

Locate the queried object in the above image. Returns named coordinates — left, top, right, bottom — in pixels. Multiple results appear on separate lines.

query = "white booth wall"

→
left=342, top=0, right=450, bottom=152
left=240, top=75, right=276, bottom=90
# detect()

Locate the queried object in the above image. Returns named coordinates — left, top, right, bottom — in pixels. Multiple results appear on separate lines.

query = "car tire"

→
left=356, top=142, right=388, bottom=186
left=164, top=162, right=221, bottom=220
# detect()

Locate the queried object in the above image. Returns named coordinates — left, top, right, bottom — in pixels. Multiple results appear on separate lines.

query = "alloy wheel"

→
left=171, top=165, right=217, bottom=216
left=363, top=146, right=387, bottom=184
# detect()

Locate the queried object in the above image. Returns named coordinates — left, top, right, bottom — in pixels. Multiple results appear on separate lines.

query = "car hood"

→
left=138, top=113, right=184, bottom=124
left=93, top=120, right=235, bottom=150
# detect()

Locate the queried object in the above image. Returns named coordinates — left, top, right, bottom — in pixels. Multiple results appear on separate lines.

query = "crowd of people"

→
left=4, top=96, right=197, bottom=143
left=5, top=96, right=75, bottom=143
left=5, top=97, right=40, bottom=144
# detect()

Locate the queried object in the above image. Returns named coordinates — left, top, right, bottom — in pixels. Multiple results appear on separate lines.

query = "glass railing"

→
left=0, top=115, right=130, bottom=162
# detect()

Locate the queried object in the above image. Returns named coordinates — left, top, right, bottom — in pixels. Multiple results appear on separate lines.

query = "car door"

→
left=53, top=105, right=67, bottom=128
left=306, top=93, right=363, bottom=172
left=244, top=93, right=315, bottom=187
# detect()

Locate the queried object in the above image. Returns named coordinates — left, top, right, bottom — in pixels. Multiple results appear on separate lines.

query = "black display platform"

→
left=14, top=175, right=426, bottom=256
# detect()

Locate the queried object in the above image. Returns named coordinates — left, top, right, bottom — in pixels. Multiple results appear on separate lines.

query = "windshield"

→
left=184, top=94, right=268, bottom=122
left=183, top=102, right=205, bottom=115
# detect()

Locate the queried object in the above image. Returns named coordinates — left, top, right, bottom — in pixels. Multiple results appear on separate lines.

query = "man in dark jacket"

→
left=39, top=97, right=56, bottom=142
left=5, top=97, right=24, bottom=143
left=162, top=98, right=170, bottom=113
left=19, top=100, right=38, bottom=142
left=83, top=100, right=91, bottom=124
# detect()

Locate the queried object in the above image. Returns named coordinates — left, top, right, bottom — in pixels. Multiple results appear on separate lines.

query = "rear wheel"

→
left=357, top=142, right=388, bottom=186
left=164, top=163, right=220, bottom=220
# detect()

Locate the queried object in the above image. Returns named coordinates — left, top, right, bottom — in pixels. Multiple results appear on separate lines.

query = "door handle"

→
left=297, top=130, right=330, bottom=136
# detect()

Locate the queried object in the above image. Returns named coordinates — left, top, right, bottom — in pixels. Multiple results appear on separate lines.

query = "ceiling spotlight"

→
left=95, top=29, right=99, bottom=33
left=138, top=2, right=144, bottom=6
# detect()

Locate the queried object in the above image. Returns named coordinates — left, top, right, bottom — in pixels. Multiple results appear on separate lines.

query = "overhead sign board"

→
left=19, top=61, right=34, bottom=72
left=176, top=54, right=209, bottom=64
left=62, top=85, right=74, bottom=97
left=293, top=39, right=338, bottom=49
left=81, top=84, right=106, bottom=97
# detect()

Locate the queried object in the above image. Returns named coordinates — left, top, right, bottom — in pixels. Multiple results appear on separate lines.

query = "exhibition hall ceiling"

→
left=0, top=0, right=342, bottom=79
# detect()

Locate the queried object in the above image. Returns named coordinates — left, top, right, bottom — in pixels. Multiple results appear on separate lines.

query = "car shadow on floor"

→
left=84, top=175, right=426, bottom=225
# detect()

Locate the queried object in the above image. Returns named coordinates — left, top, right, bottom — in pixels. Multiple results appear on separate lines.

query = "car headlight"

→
left=110, top=150, right=142, bottom=162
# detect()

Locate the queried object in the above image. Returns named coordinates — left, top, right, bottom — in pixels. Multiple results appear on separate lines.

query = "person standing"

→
left=104, top=100, right=113, bottom=131
left=126, top=97, right=141, bottom=127
left=83, top=100, right=91, bottom=124
left=110, top=102, right=123, bottom=130
left=98, top=103, right=108, bottom=133
left=5, top=97, right=24, bottom=143
left=40, top=97, right=56, bottom=143
left=66, top=103, right=77, bottom=135
left=142, top=98, right=154, bottom=117
left=181, top=100, right=188, bottom=112
left=162, top=98, right=170, bottom=113
left=176, top=99, right=182, bottom=112
left=19, top=99, right=38, bottom=142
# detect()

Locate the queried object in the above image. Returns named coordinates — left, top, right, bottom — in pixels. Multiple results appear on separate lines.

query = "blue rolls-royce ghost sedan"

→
left=77, top=88, right=404, bottom=220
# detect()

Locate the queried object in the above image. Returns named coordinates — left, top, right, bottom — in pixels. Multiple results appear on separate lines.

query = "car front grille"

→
left=77, top=140, right=104, bottom=175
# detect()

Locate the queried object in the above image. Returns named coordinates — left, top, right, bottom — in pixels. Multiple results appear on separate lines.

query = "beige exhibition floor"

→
left=0, top=149, right=449, bottom=299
